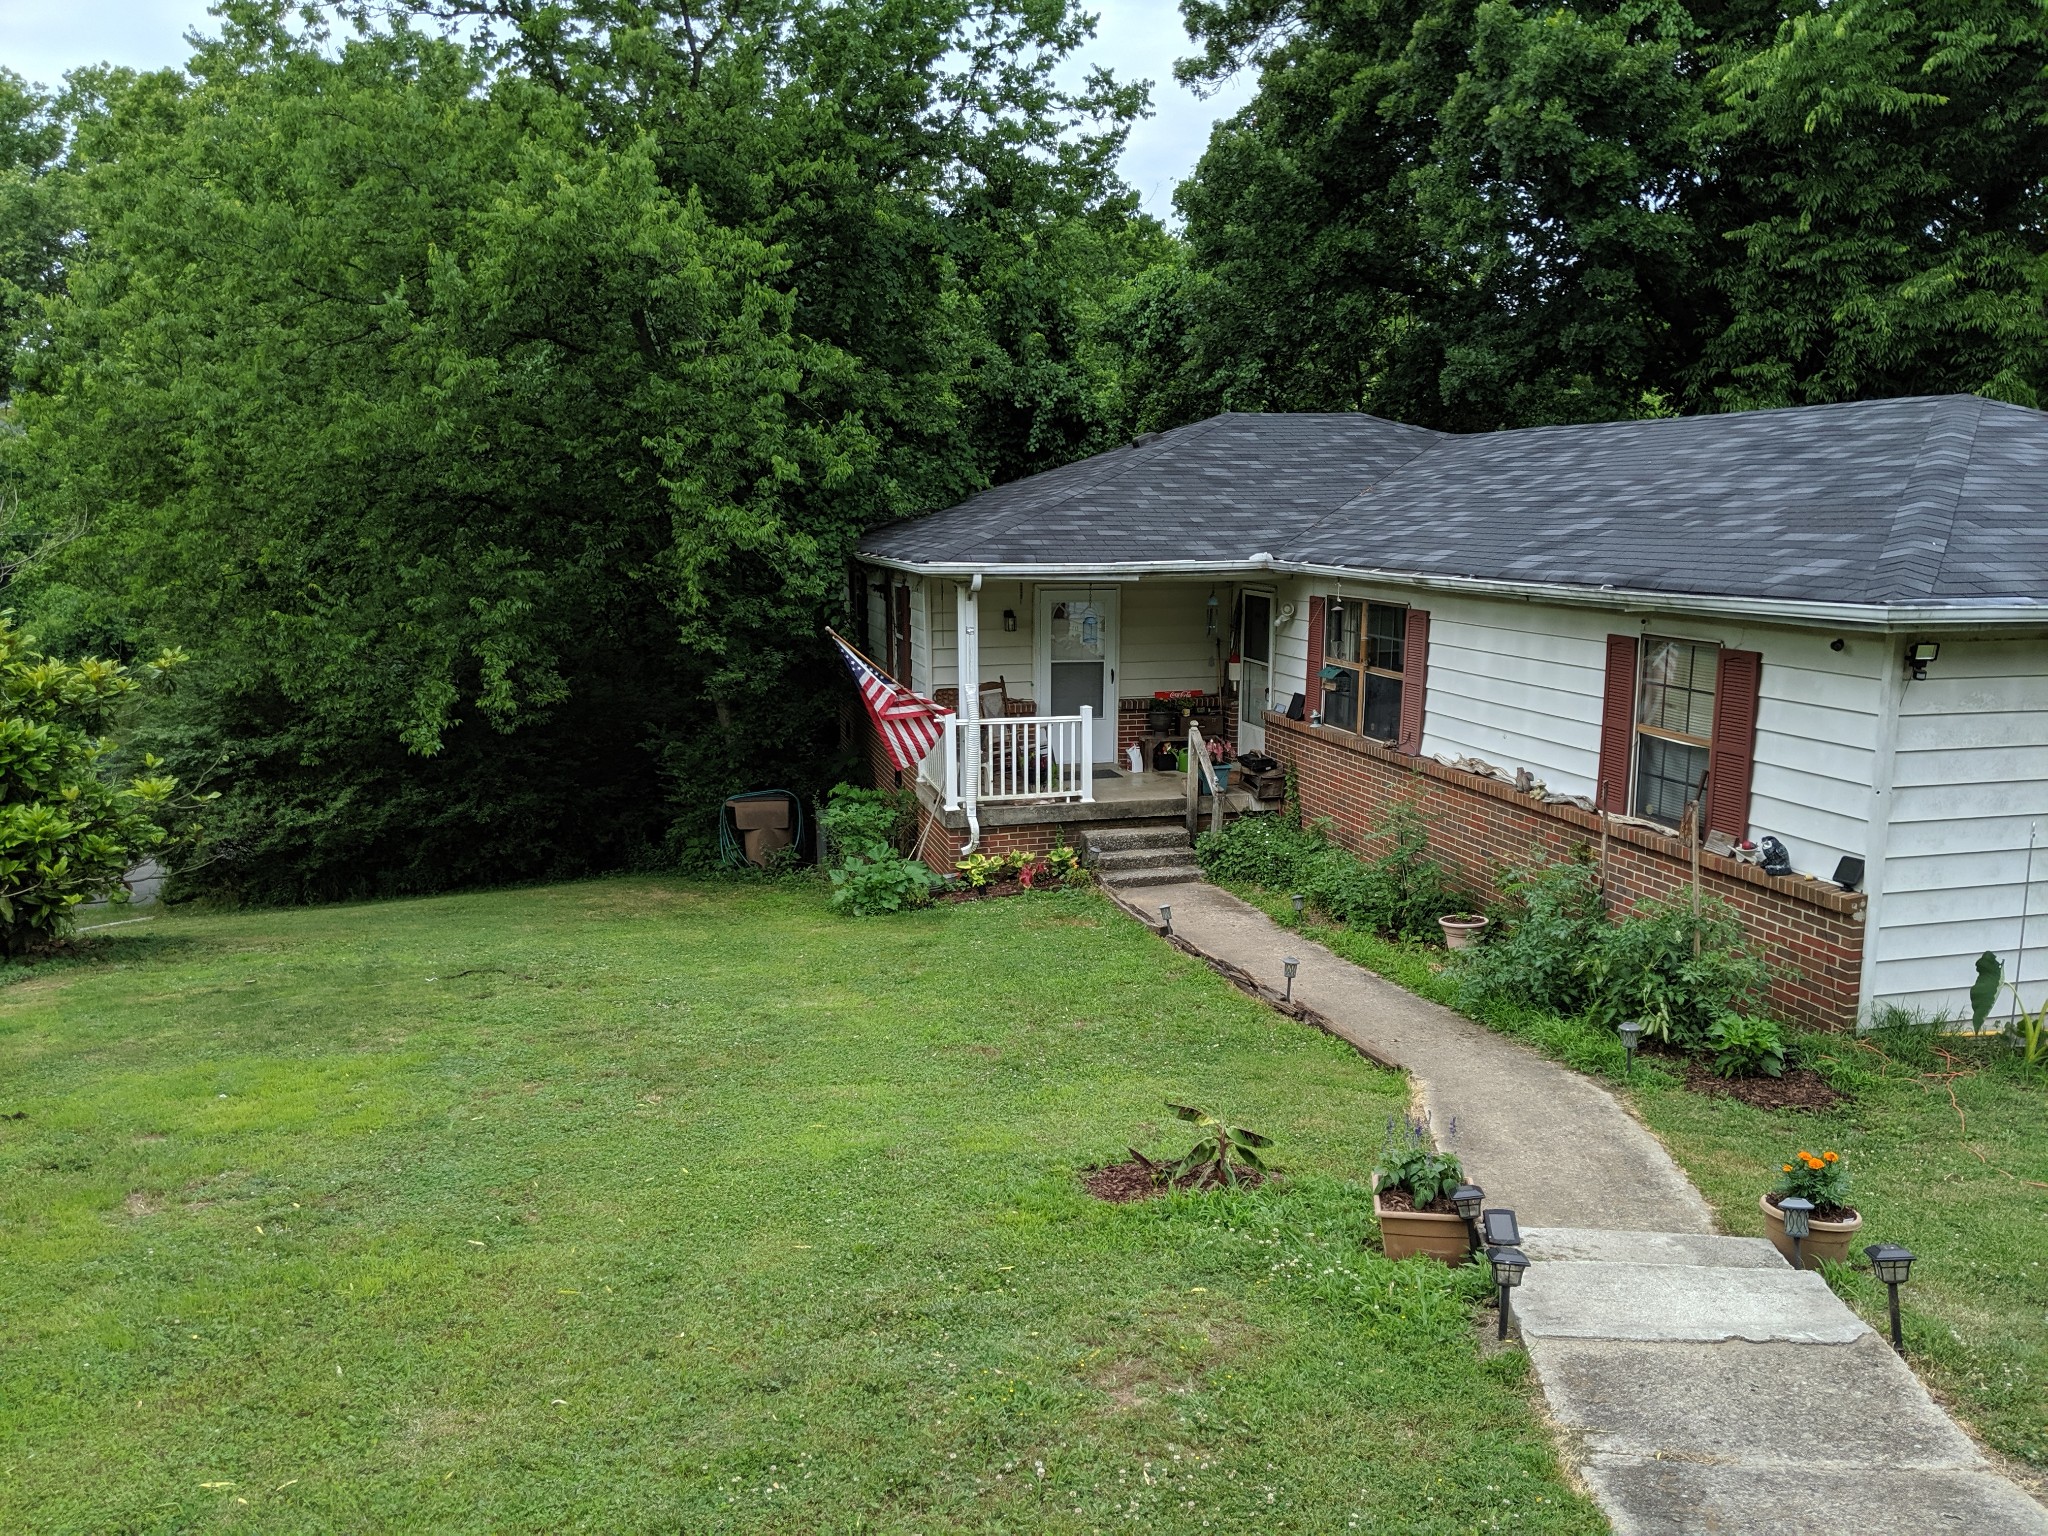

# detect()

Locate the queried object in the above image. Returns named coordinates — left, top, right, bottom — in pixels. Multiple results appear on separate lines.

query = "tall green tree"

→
left=6, top=0, right=1155, bottom=899
left=1116, top=0, right=2048, bottom=431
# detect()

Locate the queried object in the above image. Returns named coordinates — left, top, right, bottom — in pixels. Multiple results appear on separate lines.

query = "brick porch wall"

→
left=1266, top=714, right=1867, bottom=1032
left=912, top=807, right=1069, bottom=870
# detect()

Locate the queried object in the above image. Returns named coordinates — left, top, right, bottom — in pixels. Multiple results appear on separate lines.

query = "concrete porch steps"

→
left=1079, top=823, right=1203, bottom=890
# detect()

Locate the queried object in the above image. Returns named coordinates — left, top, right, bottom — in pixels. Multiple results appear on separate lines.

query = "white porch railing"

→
left=938, top=707, right=1095, bottom=807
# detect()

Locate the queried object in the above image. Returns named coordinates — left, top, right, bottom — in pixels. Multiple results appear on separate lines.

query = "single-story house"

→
left=853, top=394, right=2048, bottom=1031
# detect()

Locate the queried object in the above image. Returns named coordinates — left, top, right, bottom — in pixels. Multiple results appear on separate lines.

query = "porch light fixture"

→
left=1906, top=640, right=1940, bottom=681
left=1291, top=893, right=1305, bottom=919
left=1159, top=903, right=1172, bottom=937
left=1779, top=1196, right=1815, bottom=1271
left=1488, top=1246, right=1529, bottom=1340
left=1002, top=609, right=1017, bottom=632
left=1618, top=1018, right=1643, bottom=1076
left=1864, top=1243, right=1916, bottom=1353
left=1206, top=593, right=1219, bottom=637
left=1282, top=955, right=1299, bottom=1002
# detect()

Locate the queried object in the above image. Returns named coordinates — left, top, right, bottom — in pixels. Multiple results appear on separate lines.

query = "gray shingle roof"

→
left=858, top=395, right=2048, bottom=609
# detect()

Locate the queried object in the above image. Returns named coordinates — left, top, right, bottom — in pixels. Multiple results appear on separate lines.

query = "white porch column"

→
left=956, top=575, right=983, bottom=853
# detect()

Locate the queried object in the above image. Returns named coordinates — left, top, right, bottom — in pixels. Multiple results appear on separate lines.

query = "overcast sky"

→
left=0, top=0, right=1254, bottom=221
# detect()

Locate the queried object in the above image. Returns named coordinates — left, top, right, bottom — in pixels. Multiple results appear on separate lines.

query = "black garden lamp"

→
left=1282, top=956, right=1299, bottom=1002
left=1480, top=1207, right=1521, bottom=1250
left=1864, top=1243, right=1916, bottom=1353
left=1452, top=1183, right=1485, bottom=1251
left=1291, top=893, right=1305, bottom=920
left=1488, top=1246, right=1529, bottom=1340
left=1618, top=1018, right=1643, bottom=1076
left=1159, top=903, right=1172, bottom=937
left=1779, top=1196, right=1815, bottom=1271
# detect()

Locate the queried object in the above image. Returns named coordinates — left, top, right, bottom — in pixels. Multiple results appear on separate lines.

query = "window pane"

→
left=1366, top=604, right=1405, bottom=673
left=1325, top=599, right=1358, bottom=663
left=1635, top=733, right=1710, bottom=825
left=1363, top=673, right=1402, bottom=740
left=1323, top=666, right=1359, bottom=730
left=1638, top=637, right=1717, bottom=741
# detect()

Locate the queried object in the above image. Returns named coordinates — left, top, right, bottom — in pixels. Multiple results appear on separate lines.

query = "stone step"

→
left=1101, top=866, right=1203, bottom=889
left=1520, top=1227, right=1787, bottom=1270
left=1513, top=1260, right=1870, bottom=1345
left=1081, top=825, right=1191, bottom=855
left=1090, top=847, right=1199, bottom=873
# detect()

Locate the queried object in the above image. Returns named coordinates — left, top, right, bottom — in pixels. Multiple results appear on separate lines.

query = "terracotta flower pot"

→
left=1759, top=1192, right=1862, bottom=1270
left=1374, top=1191, right=1473, bottom=1266
left=1438, top=913, right=1489, bottom=951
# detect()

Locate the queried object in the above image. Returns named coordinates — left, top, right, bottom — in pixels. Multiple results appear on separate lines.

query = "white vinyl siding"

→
left=1870, top=639, right=2048, bottom=1020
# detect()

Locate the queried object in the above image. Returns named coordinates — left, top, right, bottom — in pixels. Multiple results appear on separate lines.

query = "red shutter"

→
left=1398, top=607, right=1430, bottom=754
left=1306, top=597, right=1326, bottom=718
left=1706, top=648, right=1762, bottom=839
left=1597, top=633, right=1639, bottom=814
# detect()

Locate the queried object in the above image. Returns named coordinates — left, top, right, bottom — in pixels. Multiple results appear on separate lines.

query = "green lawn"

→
left=1221, top=881, right=2048, bottom=1477
left=0, top=879, right=1599, bottom=1534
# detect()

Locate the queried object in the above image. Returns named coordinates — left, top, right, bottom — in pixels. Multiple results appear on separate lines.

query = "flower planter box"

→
left=1759, top=1192, right=1862, bottom=1270
left=1373, top=1191, right=1472, bottom=1266
left=1439, top=913, right=1489, bottom=950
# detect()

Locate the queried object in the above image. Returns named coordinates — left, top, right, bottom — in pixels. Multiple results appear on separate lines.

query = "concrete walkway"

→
left=1116, top=877, right=2048, bottom=1535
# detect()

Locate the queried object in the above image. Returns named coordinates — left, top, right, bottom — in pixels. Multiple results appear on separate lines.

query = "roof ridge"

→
left=1871, top=395, right=1989, bottom=602
left=1293, top=427, right=1454, bottom=542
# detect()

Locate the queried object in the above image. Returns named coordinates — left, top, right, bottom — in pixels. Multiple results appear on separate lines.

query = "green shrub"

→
left=819, top=783, right=914, bottom=862
left=1581, top=895, right=1771, bottom=1049
left=1301, top=803, right=1461, bottom=943
left=828, top=851, right=937, bottom=915
left=1194, top=815, right=1327, bottom=888
left=1451, top=856, right=1604, bottom=1015
left=1705, top=1013, right=1787, bottom=1078
left=1371, top=1113, right=1465, bottom=1205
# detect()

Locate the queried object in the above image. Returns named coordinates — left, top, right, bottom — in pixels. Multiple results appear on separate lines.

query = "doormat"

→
left=1092, top=767, right=1121, bottom=780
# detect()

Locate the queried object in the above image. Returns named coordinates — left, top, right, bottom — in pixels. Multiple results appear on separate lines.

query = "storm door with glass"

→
left=1035, top=587, right=1119, bottom=762
left=1238, top=591, right=1272, bottom=752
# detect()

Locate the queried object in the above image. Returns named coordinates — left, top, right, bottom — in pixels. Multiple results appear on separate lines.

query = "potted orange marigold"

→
left=1760, top=1147, right=1860, bottom=1269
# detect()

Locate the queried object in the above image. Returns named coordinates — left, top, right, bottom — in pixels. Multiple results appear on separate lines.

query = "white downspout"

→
left=958, top=574, right=983, bottom=854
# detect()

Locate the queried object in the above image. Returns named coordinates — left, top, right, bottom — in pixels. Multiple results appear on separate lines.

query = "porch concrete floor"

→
left=1106, top=877, right=2048, bottom=1535
left=920, top=769, right=1268, bottom=829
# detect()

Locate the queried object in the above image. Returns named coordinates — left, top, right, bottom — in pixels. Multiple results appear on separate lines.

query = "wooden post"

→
left=1684, top=800, right=1703, bottom=955
left=1185, top=725, right=1200, bottom=842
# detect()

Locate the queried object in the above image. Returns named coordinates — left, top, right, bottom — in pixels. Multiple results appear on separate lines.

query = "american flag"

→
left=828, top=628, right=952, bottom=771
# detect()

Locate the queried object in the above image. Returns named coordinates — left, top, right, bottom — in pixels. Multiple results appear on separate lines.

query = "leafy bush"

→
left=820, top=784, right=913, bottom=862
left=1705, top=1013, right=1787, bottom=1078
left=956, top=851, right=1012, bottom=888
left=1581, top=895, right=1771, bottom=1049
left=828, top=851, right=937, bottom=915
left=1019, top=845, right=1090, bottom=889
left=1194, top=814, right=1327, bottom=888
left=1300, top=803, right=1462, bottom=942
left=1451, top=856, right=1604, bottom=1016
left=0, top=614, right=203, bottom=957
left=1774, top=1147, right=1851, bottom=1213
left=1371, top=1114, right=1465, bottom=1206
left=1159, top=1102, right=1274, bottom=1189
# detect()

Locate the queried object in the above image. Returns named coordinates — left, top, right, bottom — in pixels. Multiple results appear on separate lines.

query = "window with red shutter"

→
left=1398, top=608, right=1430, bottom=753
left=1706, top=649, right=1762, bottom=838
left=1596, top=634, right=1639, bottom=814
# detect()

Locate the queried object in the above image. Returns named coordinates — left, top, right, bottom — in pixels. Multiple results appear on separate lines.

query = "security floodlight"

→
left=1907, top=641, right=1941, bottom=680
left=1282, top=955, right=1299, bottom=1002
left=1488, top=1246, right=1530, bottom=1340
left=1865, top=1243, right=1916, bottom=1352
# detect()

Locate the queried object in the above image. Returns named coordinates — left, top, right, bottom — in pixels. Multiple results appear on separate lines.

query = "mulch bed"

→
left=1679, top=1059, right=1847, bottom=1112
left=1371, top=1185, right=1460, bottom=1215
left=1083, top=1158, right=1271, bottom=1204
left=936, top=879, right=1041, bottom=903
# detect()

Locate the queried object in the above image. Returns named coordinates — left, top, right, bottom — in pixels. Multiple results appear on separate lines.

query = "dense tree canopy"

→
left=1110, top=0, right=2048, bottom=431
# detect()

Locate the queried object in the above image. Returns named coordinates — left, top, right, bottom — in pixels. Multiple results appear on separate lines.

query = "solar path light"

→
left=1282, top=956, right=1299, bottom=1002
left=1291, top=893, right=1305, bottom=919
left=1489, top=1246, right=1529, bottom=1340
left=1864, top=1243, right=1916, bottom=1353
left=1452, top=1184, right=1485, bottom=1252
left=1618, top=1018, right=1643, bottom=1076
left=1481, top=1208, right=1521, bottom=1250
left=1779, top=1196, right=1814, bottom=1271
left=1159, top=903, right=1172, bottom=937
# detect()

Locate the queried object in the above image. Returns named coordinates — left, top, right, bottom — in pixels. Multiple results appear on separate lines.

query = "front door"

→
left=1238, top=590, right=1273, bottom=752
left=1036, top=587, right=1119, bottom=762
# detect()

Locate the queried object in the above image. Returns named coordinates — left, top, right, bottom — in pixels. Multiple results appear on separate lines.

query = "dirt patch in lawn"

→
left=1680, top=1060, right=1847, bottom=1112
left=1083, top=1158, right=1271, bottom=1203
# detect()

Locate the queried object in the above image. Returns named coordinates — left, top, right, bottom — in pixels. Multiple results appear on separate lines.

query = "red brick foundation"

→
left=912, top=807, right=1071, bottom=870
left=1267, top=714, right=1867, bottom=1032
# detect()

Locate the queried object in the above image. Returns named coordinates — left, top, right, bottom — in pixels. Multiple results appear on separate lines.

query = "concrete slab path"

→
left=1110, top=876, right=2048, bottom=1534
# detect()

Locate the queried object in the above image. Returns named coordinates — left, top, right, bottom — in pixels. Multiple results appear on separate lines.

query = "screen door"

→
left=1036, top=587, right=1118, bottom=762
left=1238, top=591, right=1272, bottom=752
